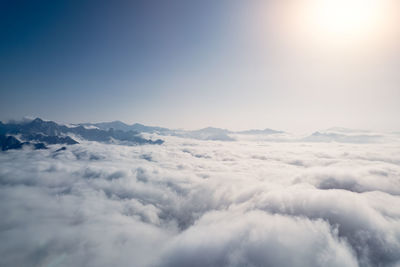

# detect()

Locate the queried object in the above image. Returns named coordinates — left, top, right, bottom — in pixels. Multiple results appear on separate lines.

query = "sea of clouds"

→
left=1, top=134, right=400, bottom=267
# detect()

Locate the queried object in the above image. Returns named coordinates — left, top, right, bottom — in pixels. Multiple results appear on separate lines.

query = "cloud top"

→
left=1, top=137, right=400, bottom=266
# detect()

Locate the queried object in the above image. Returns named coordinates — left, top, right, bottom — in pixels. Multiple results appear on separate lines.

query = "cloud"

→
left=1, top=138, right=400, bottom=266
left=158, top=210, right=358, bottom=267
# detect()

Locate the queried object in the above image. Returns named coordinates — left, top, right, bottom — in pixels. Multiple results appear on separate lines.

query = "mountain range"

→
left=78, top=121, right=285, bottom=141
left=0, top=118, right=163, bottom=151
left=0, top=118, right=287, bottom=151
left=302, top=131, right=383, bottom=144
left=1, top=118, right=382, bottom=151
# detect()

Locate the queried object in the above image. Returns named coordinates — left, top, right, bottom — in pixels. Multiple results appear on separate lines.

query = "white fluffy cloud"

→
left=1, top=136, right=400, bottom=266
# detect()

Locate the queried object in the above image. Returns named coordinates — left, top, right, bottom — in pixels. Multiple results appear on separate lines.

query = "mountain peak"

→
left=31, top=117, right=44, bottom=123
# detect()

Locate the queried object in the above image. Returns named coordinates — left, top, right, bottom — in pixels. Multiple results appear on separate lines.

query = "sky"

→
left=0, top=0, right=399, bottom=132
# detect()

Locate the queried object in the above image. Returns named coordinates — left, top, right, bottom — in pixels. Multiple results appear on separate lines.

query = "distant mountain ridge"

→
left=0, top=118, right=163, bottom=151
left=79, top=121, right=285, bottom=141
left=79, top=121, right=171, bottom=133
left=236, top=128, right=284, bottom=135
left=0, top=118, right=390, bottom=149
left=302, top=131, right=383, bottom=144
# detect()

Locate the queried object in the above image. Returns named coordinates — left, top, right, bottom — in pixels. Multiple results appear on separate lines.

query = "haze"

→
left=1, top=0, right=399, bottom=132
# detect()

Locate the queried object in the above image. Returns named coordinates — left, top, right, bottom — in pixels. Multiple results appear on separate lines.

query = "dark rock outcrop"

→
left=0, top=134, right=48, bottom=151
left=0, top=135, right=24, bottom=151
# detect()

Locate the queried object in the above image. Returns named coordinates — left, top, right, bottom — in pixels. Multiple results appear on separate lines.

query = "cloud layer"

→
left=1, top=137, right=400, bottom=266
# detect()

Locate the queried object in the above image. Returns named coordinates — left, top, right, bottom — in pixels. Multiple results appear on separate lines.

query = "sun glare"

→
left=314, top=0, right=380, bottom=34
left=306, top=0, right=386, bottom=39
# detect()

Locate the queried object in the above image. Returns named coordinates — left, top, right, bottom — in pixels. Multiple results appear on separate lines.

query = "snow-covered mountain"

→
left=0, top=118, right=163, bottom=151
left=303, top=130, right=384, bottom=143
left=79, top=121, right=285, bottom=141
left=79, top=121, right=170, bottom=133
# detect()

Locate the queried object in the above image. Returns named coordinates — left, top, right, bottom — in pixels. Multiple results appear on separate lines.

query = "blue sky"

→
left=1, top=0, right=399, bottom=132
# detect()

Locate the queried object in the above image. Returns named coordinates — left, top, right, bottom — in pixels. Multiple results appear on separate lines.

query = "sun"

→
left=299, top=0, right=390, bottom=43
left=313, top=0, right=380, bottom=34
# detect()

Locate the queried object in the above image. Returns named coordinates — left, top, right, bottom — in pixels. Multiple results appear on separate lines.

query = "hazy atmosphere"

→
left=1, top=0, right=399, bottom=132
left=1, top=1, right=400, bottom=267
